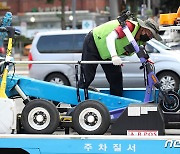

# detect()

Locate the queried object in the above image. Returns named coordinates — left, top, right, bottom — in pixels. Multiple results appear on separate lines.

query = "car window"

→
left=73, top=34, right=86, bottom=51
left=37, top=34, right=86, bottom=53
left=145, top=44, right=159, bottom=53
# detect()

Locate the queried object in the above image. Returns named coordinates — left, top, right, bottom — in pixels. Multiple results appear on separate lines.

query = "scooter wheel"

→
left=72, top=100, right=110, bottom=135
left=159, top=91, right=180, bottom=112
left=21, top=99, right=59, bottom=134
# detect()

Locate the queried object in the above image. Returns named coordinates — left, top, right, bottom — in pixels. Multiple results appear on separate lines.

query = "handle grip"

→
left=15, top=29, right=20, bottom=35
left=0, top=27, right=20, bottom=35
left=0, top=27, right=7, bottom=32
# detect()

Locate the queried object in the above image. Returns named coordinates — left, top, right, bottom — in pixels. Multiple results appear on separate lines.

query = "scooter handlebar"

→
left=117, top=10, right=132, bottom=26
left=0, top=27, right=7, bottom=32
left=0, top=27, right=20, bottom=35
left=15, top=29, right=20, bottom=35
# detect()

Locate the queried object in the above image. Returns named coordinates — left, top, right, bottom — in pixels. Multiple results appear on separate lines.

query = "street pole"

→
left=72, top=0, right=76, bottom=29
left=60, top=0, right=66, bottom=30
left=109, top=0, right=119, bottom=20
left=147, top=0, right=151, bottom=10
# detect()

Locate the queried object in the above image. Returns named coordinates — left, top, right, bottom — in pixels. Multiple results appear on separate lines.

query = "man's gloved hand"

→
left=111, top=55, right=122, bottom=65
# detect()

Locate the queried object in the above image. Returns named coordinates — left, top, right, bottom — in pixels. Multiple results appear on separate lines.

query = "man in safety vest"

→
left=79, top=18, right=162, bottom=97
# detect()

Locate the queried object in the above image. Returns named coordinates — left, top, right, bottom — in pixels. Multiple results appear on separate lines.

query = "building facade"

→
left=0, top=0, right=109, bottom=15
left=1, top=0, right=178, bottom=38
left=0, top=0, right=111, bottom=38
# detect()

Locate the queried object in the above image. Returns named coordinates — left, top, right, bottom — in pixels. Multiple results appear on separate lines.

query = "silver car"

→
left=29, top=29, right=180, bottom=91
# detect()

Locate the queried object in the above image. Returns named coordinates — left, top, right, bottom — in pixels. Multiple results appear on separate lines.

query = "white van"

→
left=29, top=30, right=180, bottom=91
left=28, top=29, right=106, bottom=87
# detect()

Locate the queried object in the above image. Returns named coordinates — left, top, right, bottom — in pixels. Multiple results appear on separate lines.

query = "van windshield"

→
left=37, top=34, right=86, bottom=53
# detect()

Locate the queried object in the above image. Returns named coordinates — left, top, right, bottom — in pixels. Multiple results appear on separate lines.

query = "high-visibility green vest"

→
left=93, top=20, right=140, bottom=60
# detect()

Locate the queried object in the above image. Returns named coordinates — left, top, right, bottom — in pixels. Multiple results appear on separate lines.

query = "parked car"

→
left=166, top=42, right=180, bottom=51
left=29, top=29, right=180, bottom=91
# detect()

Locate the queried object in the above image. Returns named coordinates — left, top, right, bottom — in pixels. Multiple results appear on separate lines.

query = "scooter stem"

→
left=0, top=68, right=8, bottom=98
left=0, top=37, right=13, bottom=98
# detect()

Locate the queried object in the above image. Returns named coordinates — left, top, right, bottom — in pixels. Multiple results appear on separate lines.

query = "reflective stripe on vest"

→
left=93, top=20, right=140, bottom=60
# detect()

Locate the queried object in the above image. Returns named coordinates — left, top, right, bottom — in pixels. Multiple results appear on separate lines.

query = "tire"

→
left=45, top=73, right=70, bottom=86
left=72, top=100, right=110, bottom=135
left=21, top=99, right=59, bottom=134
left=157, top=71, right=180, bottom=91
left=159, top=91, right=180, bottom=112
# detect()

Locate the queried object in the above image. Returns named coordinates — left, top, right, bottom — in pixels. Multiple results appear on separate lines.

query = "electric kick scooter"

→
left=116, top=10, right=180, bottom=112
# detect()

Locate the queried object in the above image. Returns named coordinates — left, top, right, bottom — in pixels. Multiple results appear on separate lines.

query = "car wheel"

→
left=159, top=91, right=180, bottom=112
left=21, top=99, right=59, bottom=134
left=157, top=72, right=180, bottom=91
left=72, top=100, right=110, bottom=135
left=45, top=73, right=70, bottom=86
